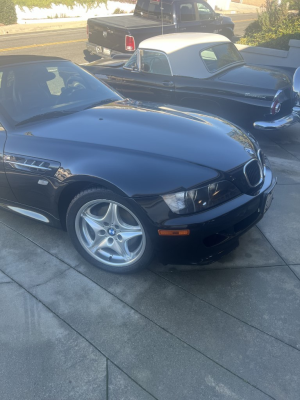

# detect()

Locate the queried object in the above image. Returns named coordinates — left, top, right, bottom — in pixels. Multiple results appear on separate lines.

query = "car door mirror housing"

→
left=129, top=65, right=139, bottom=72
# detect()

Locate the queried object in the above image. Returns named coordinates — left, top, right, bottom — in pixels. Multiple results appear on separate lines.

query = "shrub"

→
left=113, top=7, right=126, bottom=13
left=239, top=15, right=300, bottom=50
left=238, top=0, right=300, bottom=50
left=288, top=0, right=300, bottom=12
left=244, top=19, right=262, bottom=37
left=0, top=0, right=17, bottom=25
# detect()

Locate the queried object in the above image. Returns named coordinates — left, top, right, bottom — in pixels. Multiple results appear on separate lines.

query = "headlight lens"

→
left=162, top=181, right=241, bottom=215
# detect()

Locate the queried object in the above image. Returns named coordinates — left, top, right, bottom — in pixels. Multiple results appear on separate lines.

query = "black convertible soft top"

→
left=0, top=55, right=67, bottom=67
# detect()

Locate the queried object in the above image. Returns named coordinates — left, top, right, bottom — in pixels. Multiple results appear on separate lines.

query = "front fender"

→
left=220, top=16, right=235, bottom=29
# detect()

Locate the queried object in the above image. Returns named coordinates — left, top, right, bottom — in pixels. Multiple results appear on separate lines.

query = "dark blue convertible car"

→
left=0, top=55, right=276, bottom=273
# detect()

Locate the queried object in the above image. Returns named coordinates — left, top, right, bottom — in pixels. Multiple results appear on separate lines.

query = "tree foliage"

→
left=0, top=0, right=17, bottom=25
left=288, top=0, right=300, bottom=12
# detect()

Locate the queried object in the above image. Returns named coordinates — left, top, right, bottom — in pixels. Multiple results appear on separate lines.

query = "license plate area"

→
left=264, top=191, right=273, bottom=213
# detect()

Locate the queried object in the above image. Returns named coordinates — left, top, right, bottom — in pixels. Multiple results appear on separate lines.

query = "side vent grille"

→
left=4, top=154, right=60, bottom=175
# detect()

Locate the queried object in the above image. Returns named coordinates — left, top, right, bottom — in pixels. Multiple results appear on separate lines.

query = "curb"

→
left=0, top=21, right=86, bottom=35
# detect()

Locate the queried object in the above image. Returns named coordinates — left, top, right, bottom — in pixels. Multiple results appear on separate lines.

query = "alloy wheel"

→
left=75, top=199, right=146, bottom=267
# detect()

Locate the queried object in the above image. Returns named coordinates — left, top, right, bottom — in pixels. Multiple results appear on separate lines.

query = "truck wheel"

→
left=66, top=188, right=153, bottom=273
left=221, top=28, right=234, bottom=40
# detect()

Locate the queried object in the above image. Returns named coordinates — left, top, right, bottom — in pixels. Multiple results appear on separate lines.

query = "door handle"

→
left=162, top=81, right=175, bottom=88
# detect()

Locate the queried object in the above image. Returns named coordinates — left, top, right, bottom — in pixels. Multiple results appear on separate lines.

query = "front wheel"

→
left=220, top=28, right=234, bottom=40
left=66, top=188, right=153, bottom=273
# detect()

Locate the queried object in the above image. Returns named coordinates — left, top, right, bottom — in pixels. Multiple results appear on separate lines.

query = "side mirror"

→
left=215, top=12, right=221, bottom=18
left=130, top=65, right=138, bottom=72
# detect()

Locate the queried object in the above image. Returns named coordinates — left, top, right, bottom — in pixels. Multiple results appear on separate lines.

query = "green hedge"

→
left=288, top=0, right=300, bottom=12
left=238, top=0, right=300, bottom=50
left=0, top=0, right=17, bottom=25
left=12, top=0, right=107, bottom=9
left=239, top=15, right=300, bottom=50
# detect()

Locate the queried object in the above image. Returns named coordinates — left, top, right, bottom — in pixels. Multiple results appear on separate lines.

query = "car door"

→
left=177, top=1, right=217, bottom=33
left=196, top=1, right=218, bottom=33
left=1, top=65, right=62, bottom=214
left=0, top=71, right=19, bottom=202
left=107, top=50, right=176, bottom=104
left=0, top=122, right=18, bottom=202
left=174, top=75, right=223, bottom=115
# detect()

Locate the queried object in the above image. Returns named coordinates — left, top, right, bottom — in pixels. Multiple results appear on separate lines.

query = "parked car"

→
left=84, top=33, right=300, bottom=131
left=0, top=55, right=276, bottom=273
left=86, top=0, right=235, bottom=59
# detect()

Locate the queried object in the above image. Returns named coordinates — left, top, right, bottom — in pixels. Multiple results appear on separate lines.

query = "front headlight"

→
left=162, top=181, right=241, bottom=215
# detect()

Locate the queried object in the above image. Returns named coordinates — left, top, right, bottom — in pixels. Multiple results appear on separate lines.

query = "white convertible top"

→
left=139, top=33, right=239, bottom=79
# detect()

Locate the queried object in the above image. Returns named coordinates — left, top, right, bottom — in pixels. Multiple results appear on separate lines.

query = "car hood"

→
left=218, top=64, right=291, bottom=91
left=18, top=100, right=257, bottom=172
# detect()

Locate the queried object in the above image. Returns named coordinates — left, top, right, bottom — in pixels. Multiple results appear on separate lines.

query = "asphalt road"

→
left=0, top=13, right=256, bottom=65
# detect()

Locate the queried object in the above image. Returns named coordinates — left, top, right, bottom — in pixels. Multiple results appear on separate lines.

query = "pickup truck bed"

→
left=89, top=15, right=163, bottom=29
left=88, top=15, right=175, bottom=56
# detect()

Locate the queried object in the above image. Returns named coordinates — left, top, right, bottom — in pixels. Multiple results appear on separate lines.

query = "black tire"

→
left=66, top=187, right=154, bottom=273
left=221, top=28, right=234, bottom=40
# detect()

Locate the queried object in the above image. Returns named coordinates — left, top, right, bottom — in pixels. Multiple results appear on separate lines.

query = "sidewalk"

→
left=1, top=124, right=300, bottom=400
left=0, top=20, right=86, bottom=35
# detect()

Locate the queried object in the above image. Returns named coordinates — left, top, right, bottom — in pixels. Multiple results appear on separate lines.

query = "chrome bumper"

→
left=86, top=42, right=125, bottom=59
left=253, top=106, right=300, bottom=130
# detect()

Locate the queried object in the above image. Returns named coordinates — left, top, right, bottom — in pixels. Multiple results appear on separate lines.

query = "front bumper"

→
left=86, top=42, right=126, bottom=59
left=254, top=106, right=300, bottom=130
left=136, top=167, right=276, bottom=265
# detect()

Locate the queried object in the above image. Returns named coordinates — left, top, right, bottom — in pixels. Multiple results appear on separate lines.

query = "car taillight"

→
left=270, top=90, right=283, bottom=115
left=125, top=35, right=135, bottom=51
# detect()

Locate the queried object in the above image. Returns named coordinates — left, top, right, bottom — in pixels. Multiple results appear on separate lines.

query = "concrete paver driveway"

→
left=1, top=126, right=300, bottom=400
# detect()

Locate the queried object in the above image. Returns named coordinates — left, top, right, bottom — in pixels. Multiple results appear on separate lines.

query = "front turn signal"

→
left=158, top=229, right=190, bottom=236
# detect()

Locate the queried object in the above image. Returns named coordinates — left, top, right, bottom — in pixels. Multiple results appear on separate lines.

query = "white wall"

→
left=16, top=0, right=231, bottom=24
left=206, top=0, right=231, bottom=10
left=236, top=40, right=300, bottom=69
left=16, top=2, right=135, bottom=23
left=215, top=0, right=231, bottom=10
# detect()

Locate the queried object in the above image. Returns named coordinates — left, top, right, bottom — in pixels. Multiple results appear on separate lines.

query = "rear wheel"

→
left=66, top=188, right=153, bottom=273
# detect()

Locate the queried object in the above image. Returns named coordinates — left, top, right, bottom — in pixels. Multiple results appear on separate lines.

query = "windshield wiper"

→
left=15, top=110, right=77, bottom=126
left=83, top=98, right=120, bottom=110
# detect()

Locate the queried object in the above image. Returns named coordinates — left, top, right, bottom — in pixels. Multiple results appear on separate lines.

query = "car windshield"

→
left=200, top=43, right=243, bottom=73
left=0, top=60, right=122, bottom=125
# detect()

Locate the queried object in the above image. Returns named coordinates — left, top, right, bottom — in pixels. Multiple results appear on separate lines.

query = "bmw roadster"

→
left=84, top=33, right=300, bottom=131
left=0, top=55, right=275, bottom=273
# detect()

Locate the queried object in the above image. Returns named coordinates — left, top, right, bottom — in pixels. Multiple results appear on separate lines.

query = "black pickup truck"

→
left=86, top=0, right=234, bottom=58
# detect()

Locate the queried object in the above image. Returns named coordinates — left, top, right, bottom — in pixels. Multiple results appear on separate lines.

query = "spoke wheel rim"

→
left=75, top=199, right=146, bottom=268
